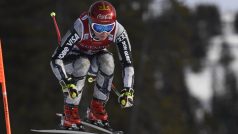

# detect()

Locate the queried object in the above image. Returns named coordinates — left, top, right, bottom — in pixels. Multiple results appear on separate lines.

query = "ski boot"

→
left=86, top=98, right=113, bottom=131
left=60, top=104, right=84, bottom=131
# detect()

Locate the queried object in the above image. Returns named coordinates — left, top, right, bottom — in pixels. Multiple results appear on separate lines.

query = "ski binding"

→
left=57, top=113, right=124, bottom=134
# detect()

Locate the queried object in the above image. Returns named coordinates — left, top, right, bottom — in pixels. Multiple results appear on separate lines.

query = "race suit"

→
left=50, top=12, right=134, bottom=105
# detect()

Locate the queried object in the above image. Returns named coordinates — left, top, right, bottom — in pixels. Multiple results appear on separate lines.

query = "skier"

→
left=50, top=0, right=134, bottom=131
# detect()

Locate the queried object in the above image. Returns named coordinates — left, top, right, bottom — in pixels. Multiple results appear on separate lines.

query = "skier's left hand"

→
left=118, top=88, right=134, bottom=108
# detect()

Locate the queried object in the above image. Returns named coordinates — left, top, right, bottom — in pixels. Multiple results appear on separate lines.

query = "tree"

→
left=234, top=12, right=238, bottom=33
left=190, top=5, right=221, bottom=72
left=211, top=42, right=238, bottom=134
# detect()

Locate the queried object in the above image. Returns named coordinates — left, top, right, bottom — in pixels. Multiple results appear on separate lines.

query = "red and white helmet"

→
left=88, top=1, right=116, bottom=24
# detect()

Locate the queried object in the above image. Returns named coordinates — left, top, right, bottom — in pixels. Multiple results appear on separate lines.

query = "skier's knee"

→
left=73, top=57, right=90, bottom=77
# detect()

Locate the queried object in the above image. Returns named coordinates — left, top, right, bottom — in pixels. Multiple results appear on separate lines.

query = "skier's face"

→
left=94, top=31, right=110, bottom=40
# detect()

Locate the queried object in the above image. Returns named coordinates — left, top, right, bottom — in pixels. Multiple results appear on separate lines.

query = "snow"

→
left=185, top=67, right=212, bottom=110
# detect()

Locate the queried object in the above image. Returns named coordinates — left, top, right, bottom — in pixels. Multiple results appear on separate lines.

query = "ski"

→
left=81, top=121, right=123, bottom=134
left=31, top=129, right=96, bottom=134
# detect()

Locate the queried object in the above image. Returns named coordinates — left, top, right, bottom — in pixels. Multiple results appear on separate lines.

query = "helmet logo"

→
left=98, top=5, right=110, bottom=10
left=97, top=14, right=112, bottom=20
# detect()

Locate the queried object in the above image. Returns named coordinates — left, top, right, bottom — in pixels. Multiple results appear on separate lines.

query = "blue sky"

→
left=185, top=0, right=238, bottom=12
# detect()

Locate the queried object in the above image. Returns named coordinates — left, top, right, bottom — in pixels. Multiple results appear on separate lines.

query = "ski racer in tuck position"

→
left=50, top=0, right=135, bottom=131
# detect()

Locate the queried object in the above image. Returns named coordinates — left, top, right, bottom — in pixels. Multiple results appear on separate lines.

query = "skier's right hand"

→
left=60, top=77, right=78, bottom=99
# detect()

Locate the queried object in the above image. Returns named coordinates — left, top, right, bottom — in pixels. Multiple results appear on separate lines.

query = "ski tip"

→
left=112, top=131, right=124, bottom=134
left=56, top=113, right=63, bottom=116
left=31, top=129, right=39, bottom=132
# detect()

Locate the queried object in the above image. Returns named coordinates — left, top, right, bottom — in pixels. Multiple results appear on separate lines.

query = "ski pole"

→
left=50, top=12, right=61, bottom=45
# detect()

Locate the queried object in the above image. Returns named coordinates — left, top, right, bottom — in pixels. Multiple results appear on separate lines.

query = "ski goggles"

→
left=91, top=22, right=115, bottom=33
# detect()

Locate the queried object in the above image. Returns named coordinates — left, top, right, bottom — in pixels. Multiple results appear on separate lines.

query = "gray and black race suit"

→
left=50, top=18, right=134, bottom=105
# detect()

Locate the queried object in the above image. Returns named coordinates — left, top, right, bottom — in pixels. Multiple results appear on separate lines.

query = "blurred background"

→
left=1, top=0, right=238, bottom=133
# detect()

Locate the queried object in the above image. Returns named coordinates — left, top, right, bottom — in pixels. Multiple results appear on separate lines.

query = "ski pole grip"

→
left=50, top=12, right=61, bottom=45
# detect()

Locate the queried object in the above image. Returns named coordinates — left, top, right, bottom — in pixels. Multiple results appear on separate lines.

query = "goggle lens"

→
left=92, top=23, right=115, bottom=33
